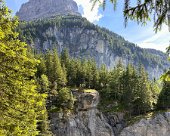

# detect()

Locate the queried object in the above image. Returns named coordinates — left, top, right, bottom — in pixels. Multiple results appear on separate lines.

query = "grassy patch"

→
left=83, top=89, right=97, bottom=93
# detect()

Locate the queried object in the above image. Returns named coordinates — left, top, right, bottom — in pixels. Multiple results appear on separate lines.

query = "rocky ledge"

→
left=49, top=89, right=170, bottom=136
left=16, top=0, right=81, bottom=21
left=120, top=112, right=170, bottom=136
left=49, top=90, right=125, bottom=136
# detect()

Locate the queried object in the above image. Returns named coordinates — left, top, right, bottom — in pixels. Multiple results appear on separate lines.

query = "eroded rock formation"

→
left=49, top=90, right=170, bottom=136
left=49, top=90, right=125, bottom=136
left=16, top=0, right=80, bottom=21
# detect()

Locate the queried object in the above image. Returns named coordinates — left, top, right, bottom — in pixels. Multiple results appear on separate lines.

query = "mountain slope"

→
left=18, top=15, right=170, bottom=79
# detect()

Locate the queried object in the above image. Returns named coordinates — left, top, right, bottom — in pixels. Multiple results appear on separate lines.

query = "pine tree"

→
left=99, top=64, right=110, bottom=89
left=149, top=80, right=160, bottom=109
left=0, top=1, right=46, bottom=135
left=110, top=60, right=124, bottom=100
left=121, top=64, right=138, bottom=112
left=36, top=55, right=47, bottom=78
left=67, top=59, right=79, bottom=87
left=37, top=74, right=50, bottom=94
left=60, top=48, right=70, bottom=68
left=45, top=51, right=54, bottom=81
left=133, top=65, right=153, bottom=114
left=92, top=0, right=170, bottom=32
left=36, top=75, right=52, bottom=136
left=157, top=80, right=170, bottom=110
left=90, top=60, right=99, bottom=89
left=52, top=49, right=67, bottom=87
left=86, top=60, right=94, bottom=88
left=56, top=88, right=75, bottom=113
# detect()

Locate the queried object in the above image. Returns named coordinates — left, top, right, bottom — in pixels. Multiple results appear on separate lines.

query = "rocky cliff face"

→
left=120, top=112, right=170, bottom=136
left=16, top=0, right=80, bottom=21
left=18, top=16, right=170, bottom=79
left=49, top=90, right=125, bottom=136
left=49, top=90, right=170, bottom=136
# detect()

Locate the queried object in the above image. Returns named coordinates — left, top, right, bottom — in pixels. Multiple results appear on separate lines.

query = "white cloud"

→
left=136, top=25, right=170, bottom=52
left=74, top=0, right=103, bottom=22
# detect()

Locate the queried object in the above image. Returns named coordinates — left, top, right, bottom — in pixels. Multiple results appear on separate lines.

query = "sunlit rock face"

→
left=49, top=90, right=170, bottom=136
left=49, top=90, right=125, bottom=136
left=16, top=0, right=81, bottom=21
left=120, top=112, right=170, bottom=136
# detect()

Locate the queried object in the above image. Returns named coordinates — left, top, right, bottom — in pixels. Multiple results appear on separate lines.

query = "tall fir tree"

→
left=60, top=48, right=70, bottom=68
left=45, top=51, right=54, bottom=81
left=0, top=1, right=46, bottom=135
left=36, top=55, right=47, bottom=78
left=157, top=80, right=170, bottom=110
left=52, top=49, right=67, bottom=87
left=135, top=65, right=153, bottom=114
left=36, top=75, right=52, bottom=136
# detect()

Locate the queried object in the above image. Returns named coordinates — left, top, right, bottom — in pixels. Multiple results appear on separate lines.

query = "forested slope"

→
left=18, top=15, right=170, bottom=79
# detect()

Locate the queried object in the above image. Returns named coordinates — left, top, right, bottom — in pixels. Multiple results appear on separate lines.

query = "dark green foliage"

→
left=60, top=48, right=70, bottom=68
left=157, top=81, right=170, bottom=110
left=35, top=50, right=74, bottom=114
left=0, top=1, right=50, bottom=135
left=109, top=60, right=124, bottom=100
left=52, top=49, right=67, bottom=86
left=99, top=63, right=160, bottom=115
left=98, top=64, right=111, bottom=89
left=56, top=87, right=75, bottom=112
left=36, top=49, right=161, bottom=115
left=36, top=74, right=50, bottom=94
left=36, top=56, right=47, bottom=78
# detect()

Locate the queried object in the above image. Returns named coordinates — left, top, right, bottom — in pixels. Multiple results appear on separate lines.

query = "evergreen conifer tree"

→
left=0, top=1, right=46, bottom=135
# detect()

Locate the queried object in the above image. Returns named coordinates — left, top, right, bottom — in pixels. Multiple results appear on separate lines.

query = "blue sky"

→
left=6, top=0, right=170, bottom=52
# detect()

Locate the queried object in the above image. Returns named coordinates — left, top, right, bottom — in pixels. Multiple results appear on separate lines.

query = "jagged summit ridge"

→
left=16, top=0, right=81, bottom=21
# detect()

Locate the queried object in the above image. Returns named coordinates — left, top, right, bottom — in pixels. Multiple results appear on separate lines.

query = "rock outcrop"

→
left=49, top=89, right=170, bottom=136
left=49, top=90, right=125, bottom=136
left=120, top=112, right=170, bottom=136
left=16, top=0, right=80, bottom=21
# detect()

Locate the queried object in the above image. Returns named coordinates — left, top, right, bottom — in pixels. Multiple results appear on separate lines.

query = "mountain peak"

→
left=16, top=0, right=81, bottom=21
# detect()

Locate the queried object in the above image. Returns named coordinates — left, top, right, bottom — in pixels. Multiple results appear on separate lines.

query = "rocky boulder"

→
left=16, top=0, right=81, bottom=21
left=119, top=112, right=170, bottom=136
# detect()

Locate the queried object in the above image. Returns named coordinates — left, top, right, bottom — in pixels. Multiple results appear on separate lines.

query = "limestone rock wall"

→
left=25, top=23, right=169, bottom=79
left=16, top=0, right=80, bottom=21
